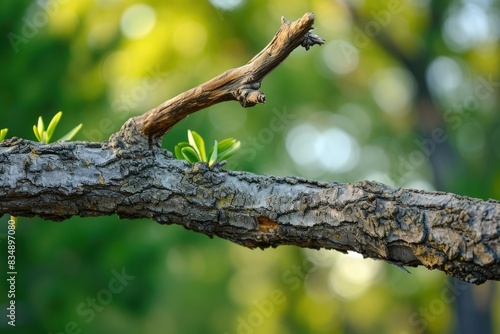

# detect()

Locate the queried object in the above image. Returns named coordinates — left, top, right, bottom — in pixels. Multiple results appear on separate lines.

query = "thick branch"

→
left=1, top=138, right=499, bottom=284
left=1, top=13, right=498, bottom=286
left=135, top=13, right=324, bottom=139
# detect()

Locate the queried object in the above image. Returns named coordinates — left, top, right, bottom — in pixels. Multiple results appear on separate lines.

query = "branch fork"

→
left=118, top=12, right=324, bottom=142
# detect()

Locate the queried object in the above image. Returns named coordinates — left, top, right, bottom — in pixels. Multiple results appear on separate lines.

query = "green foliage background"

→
left=1, top=0, right=499, bottom=333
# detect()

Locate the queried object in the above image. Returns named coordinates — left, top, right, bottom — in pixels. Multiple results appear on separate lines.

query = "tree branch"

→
left=1, top=13, right=499, bottom=285
left=0, top=138, right=498, bottom=284
left=134, top=13, right=324, bottom=139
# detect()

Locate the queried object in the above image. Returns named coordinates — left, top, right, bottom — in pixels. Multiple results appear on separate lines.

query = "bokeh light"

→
left=120, top=4, right=156, bottom=39
left=209, top=0, right=245, bottom=10
left=426, top=56, right=463, bottom=101
left=286, top=123, right=321, bottom=167
left=314, top=127, right=360, bottom=172
left=442, top=1, right=499, bottom=52
left=369, top=68, right=415, bottom=115
left=286, top=122, right=360, bottom=174
left=322, top=40, right=359, bottom=75
left=328, top=252, right=382, bottom=300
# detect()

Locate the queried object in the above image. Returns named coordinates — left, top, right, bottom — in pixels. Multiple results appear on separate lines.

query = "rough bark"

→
left=1, top=13, right=499, bottom=284
left=1, top=138, right=499, bottom=284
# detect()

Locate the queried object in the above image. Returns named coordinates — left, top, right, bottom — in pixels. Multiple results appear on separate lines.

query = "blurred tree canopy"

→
left=1, top=0, right=499, bottom=333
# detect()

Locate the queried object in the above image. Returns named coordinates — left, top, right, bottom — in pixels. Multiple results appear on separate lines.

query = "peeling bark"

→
left=1, top=13, right=499, bottom=284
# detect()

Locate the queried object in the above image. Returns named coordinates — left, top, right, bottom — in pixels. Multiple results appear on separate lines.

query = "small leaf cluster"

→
left=2, top=112, right=82, bottom=224
left=175, top=130, right=240, bottom=167
left=33, top=111, right=82, bottom=143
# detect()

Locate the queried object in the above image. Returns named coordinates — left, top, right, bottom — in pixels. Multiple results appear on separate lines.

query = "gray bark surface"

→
left=0, top=13, right=498, bottom=285
left=1, top=137, right=499, bottom=284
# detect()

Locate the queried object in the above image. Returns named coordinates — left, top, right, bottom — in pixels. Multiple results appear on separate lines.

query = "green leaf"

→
left=33, top=125, right=42, bottom=142
left=176, top=131, right=240, bottom=167
left=37, top=116, right=44, bottom=141
left=0, top=128, right=8, bottom=142
left=174, top=142, right=190, bottom=160
left=217, top=138, right=237, bottom=152
left=46, top=111, right=62, bottom=143
left=181, top=146, right=200, bottom=164
left=208, top=140, right=218, bottom=167
left=188, top=130, right=206, bottom=162
left=209, top=138, right=234, bottom=157
left=57, top=123, right=82, bottom=142
left=217, top=140, right=241, bottom=161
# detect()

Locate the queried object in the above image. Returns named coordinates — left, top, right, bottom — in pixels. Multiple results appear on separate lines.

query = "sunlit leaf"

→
left=208, top=140, right=218, bottom=167
left=46, top=111, right=62, bottom=143
left=33, top=125, right=42, bottom=142
left=57, top=123, right=82, bottom=142
left=209, top=138, right=235, bottom=157
left=217, top=140, right=240, bottom=161
left=217, top=138, right=237, bottom=153
left=0, top=128, right=8, bottom=142
left=181, top=146, right=200, bottom=163
left=37, top=116, right=44, bottom=141
left=188, top=130, right=206, bottom=162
